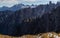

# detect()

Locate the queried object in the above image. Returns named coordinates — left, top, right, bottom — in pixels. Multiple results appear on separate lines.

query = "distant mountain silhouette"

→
left=0, top=1, right=60, bottom=12
left=0, top=4, right=37, bottom=11
left=9, top=4, right=25, bottom=11
left=0, top=6, right=9, bottom=11
left=0, top=4, right=27, bottom=11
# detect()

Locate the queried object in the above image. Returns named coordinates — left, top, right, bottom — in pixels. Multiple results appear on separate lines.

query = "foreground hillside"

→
left=0, top=32, right=60, bottom=38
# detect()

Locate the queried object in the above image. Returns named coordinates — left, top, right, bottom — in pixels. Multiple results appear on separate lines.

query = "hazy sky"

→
left=0, top=0, right=60, bottom=7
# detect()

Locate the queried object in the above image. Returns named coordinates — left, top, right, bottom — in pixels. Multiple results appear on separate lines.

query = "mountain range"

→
left=0, top=1, right=60, bottom=12
left=0, top=4, right=37, bottom=11
left=0, top=1, right=60, bottom=36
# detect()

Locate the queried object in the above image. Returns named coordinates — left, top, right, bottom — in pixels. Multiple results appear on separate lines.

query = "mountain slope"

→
left=0, top=4, right=60, bottom=36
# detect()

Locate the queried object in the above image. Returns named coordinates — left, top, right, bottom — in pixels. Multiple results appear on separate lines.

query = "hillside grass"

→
left=0, top=32, right=60, bottom=38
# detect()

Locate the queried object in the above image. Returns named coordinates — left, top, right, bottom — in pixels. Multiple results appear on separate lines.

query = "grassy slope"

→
left=0, top=32, right=60, bottom=38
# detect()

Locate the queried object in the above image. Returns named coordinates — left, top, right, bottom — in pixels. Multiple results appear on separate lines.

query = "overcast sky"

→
left=0, top=0, right=60, bottom=7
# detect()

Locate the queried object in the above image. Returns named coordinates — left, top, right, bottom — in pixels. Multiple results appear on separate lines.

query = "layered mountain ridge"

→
left=0, top=1, right=60, bottom=36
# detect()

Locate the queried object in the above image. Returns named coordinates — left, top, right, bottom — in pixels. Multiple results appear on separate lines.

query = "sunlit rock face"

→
left=0, top=32, right=60, bottom=38
left=19, top=32, right=60, bottom=38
